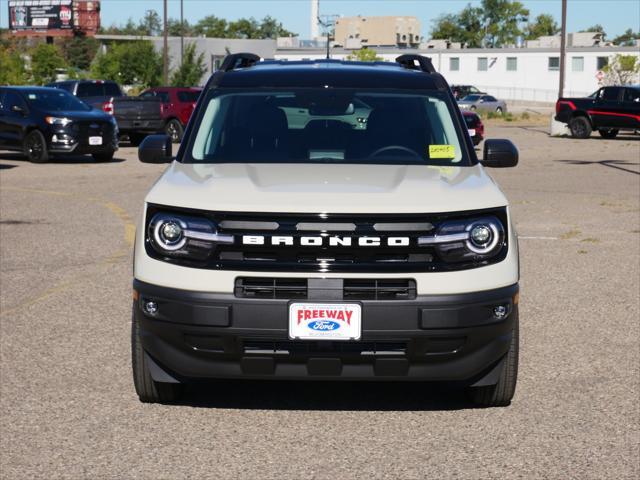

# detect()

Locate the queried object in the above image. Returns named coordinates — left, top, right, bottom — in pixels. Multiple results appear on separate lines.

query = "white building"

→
left=274, top=45, right=640, bottom=103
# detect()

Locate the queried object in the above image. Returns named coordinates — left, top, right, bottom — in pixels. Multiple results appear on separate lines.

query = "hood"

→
left=146, top=163, right=508, bottom=214
left=40, top=109, right=112, bottom=121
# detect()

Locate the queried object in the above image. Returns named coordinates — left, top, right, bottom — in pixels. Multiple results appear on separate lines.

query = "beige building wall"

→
left=334, top=16, right=422, bottom=48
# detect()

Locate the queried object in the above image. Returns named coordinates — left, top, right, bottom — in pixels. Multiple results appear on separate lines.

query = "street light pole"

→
left=163, top=0, right=169, bottom=85
left=558, top=0, right=567, bottom=98
left=180, top=0, right=184, bottom=66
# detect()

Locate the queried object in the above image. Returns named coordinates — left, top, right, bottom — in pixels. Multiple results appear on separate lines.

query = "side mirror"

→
left=481, top=139, right=518, bottom=168
left=138, top=134, right=173, bottom=163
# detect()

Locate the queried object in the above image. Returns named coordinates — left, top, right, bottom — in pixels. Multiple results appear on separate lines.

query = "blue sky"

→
left=1, top=0, right=639, bottom=39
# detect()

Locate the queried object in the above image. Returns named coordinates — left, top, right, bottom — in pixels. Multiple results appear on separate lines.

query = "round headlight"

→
left=153, top=218, right=186, bottom=251
left=466, top=221, right=500, bottom=254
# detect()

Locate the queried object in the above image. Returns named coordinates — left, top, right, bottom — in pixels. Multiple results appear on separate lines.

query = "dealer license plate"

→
left=89, top=136, right=103, bottom=146
left=289, top=303, right=361, bottom=341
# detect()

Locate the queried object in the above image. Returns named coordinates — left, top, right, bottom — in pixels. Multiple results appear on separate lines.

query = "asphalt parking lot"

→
left=1, top=125, right=639, bottom=479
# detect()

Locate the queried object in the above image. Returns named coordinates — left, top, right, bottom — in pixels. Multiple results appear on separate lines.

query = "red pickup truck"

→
left=138, top=87, right=202, bottom=143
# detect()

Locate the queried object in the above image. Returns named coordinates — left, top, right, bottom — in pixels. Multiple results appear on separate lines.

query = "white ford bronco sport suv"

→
left=132, top=54, right=520, bottom=407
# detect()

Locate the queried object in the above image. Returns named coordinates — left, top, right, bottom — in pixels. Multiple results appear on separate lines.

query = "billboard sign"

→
left=9, top=0, right=74, bottom=32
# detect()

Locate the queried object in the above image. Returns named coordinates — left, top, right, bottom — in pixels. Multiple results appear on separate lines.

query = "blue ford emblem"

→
left=308, top=320, right=340, bottom=331
left=90, top=123, right=100, bottom=129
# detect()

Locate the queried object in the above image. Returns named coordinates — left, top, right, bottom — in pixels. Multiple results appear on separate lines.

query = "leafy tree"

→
left=258, top=15, right=295, bottom=38
left=91, top=41, right=162, bottom=87
left=170, top=43, right=206, bottom=86
left=346, top=48, right=382, bottom=62
left=612, top=28, right=640, bottom=46
left=602, top=54, right=640, bottom=86
left=193, top=15, right=228, bottom=37
left=30, top=43, right=67, bottom=84
left=227, top=17, right=260, bottom=39
left=482, top=0, right=529, bottom=47
left=430, top=1, right=528, bottom=47
left=524, top=14, right=559, bottom=40
left=0, top=45, right=28, bottom=85
left=580, top=24, right=606, bottom=39
left=59, top=36, right=99, bottom=71
left=139, top=10, right=162, bottom=36
left=168, top=18, right=192, bottom=37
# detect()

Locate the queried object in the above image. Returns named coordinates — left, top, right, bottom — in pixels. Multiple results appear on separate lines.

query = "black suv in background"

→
left=0, top=87, right=118, bottom=162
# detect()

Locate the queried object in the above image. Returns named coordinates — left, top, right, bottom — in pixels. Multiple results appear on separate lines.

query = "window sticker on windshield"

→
left=28, top=94, right=37, bottom=100
left=429, top=145, right=455, bottom=159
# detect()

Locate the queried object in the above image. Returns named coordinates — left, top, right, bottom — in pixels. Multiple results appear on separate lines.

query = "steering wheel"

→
left=369, top=145, right=422, bottom=160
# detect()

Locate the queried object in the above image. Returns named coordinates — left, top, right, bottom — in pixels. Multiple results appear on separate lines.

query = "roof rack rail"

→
left=395, top=54, right=436, bottom=73
left=219, top=53, right=261, bottom=72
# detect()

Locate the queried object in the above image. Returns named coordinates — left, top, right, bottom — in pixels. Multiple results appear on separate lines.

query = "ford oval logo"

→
left=308, top=320, right=340, bottom=331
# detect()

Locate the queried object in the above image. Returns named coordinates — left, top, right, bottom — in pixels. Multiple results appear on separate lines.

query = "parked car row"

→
left=0, top=80, right=201, bottom=163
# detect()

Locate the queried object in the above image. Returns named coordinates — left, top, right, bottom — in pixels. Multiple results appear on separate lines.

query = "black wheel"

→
left=128, top=133, right=146, bottom=147
left=23, top=130, right=49, bottom=163
left=495, top=107, right=503, bottom=114
left=470, top=105, right=477, bottom=111
left=92, top=151, right=115, bottom=162
left=165, top=119, right=184, bottom=143
left=598, top=128, right=619, bottom=139
left=467, top=310, right=519, bottom=407
left=132, top=306, right=184, bottom=403
left=568, top=116, right=592, bottom=139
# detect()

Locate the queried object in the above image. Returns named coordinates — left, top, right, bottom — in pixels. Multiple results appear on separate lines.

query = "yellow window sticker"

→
left=429, top=145, right=456, bottom=159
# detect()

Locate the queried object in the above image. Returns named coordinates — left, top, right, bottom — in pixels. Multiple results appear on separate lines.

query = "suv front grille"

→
left=234, top=278, right=416, bottom=300
left=146, top=207, right=508, bottom=273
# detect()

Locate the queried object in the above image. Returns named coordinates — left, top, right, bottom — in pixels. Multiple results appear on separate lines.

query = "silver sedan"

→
left=458, top=94, right=507, bottom=114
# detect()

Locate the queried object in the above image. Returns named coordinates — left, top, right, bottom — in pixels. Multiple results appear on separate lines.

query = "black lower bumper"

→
left=133, top=280, right=519, bottom=383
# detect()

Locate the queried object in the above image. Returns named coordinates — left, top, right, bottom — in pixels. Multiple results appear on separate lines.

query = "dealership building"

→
left=95, top=32, right=640, bottom=102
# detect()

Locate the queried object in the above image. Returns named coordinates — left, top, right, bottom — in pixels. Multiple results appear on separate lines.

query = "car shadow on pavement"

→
left=556, top=159, right=640, bottom=175
left=0, top=152, right=126, bottom=164
left=175, top=380, right=479, bottom=411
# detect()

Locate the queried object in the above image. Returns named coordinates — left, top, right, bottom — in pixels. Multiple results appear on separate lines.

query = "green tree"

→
left=227, top=17, right=260, bottom=39
left=168, top=18, right=192, bottom=37
left=170, top=43, right=206, bottom=86
left=30, top=43, right=67, bottom=84
left=602, top=54, right=640, bottom=86
left=193, top=15, right=228, bottom=37
left=482, top=0, right=529, bottom=47
left=91, top=41, right=163, bottom=87
left=524, top=13, right=559, bottom=40
left=580, top=24, right=606, bottom=39
left=431, top=1, right=528, bottom=47
left=612, top=28, right=640, bottom=46
left=346, top=48, right=382, bottom=62
left=60, top=36, right=99, bottom=71
left=139, top=10, right=162, bottom=36
left=0, top=45, right=28, bottom=85
left=258, top=15, right=295, bottom=38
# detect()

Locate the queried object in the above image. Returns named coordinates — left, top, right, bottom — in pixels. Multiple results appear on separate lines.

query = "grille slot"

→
left=243, top=340, right=407, bottom=356
left=235, top=278, right=308, bottom=299
left=343, top=279, right=417, bottom=300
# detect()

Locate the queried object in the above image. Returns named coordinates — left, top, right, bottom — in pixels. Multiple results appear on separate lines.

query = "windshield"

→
left=461, top=94, right=481, bottom=102
left=187, top=89, right=468, bottom=165
left=24, top=89, right=91, bottom=112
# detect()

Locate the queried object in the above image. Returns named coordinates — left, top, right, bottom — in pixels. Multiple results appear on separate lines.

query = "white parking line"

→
left=518, top=236, right=559, bottom=240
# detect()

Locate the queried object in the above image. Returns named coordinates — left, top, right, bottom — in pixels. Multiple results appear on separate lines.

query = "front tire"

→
left=467, top=312, right=519, bottom=407
left=495, top=107, right=503, bottom=114
left=132, top=306, right=184, bottom=403
left=598, top=128, right=619, bottom=139
left=23, top=130, right=49, bottom=163
left=165, top=119, right=184, bottom=143
left=569, top=116, right=592, bottom=139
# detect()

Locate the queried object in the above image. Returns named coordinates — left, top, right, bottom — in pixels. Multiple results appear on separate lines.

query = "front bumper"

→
left=134, top=279, right=519, bottom=383
left=48, top=127, right=119, bottom=154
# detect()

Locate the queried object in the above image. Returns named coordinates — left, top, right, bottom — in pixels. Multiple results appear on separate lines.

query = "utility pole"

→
left=558, top=0, right=567, bottom=98
left=180, top=0, right=184, bottom=66
left=318, top=14, right=337, bottom=59
left=163, top=0, right=169, bottom=85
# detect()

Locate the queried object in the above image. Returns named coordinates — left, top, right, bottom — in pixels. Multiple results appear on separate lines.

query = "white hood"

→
left=145, top=162, right=508, bottom=214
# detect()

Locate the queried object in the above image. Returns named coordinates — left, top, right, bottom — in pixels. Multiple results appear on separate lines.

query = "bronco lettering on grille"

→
left=241, top=235, right=411, bottom=247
